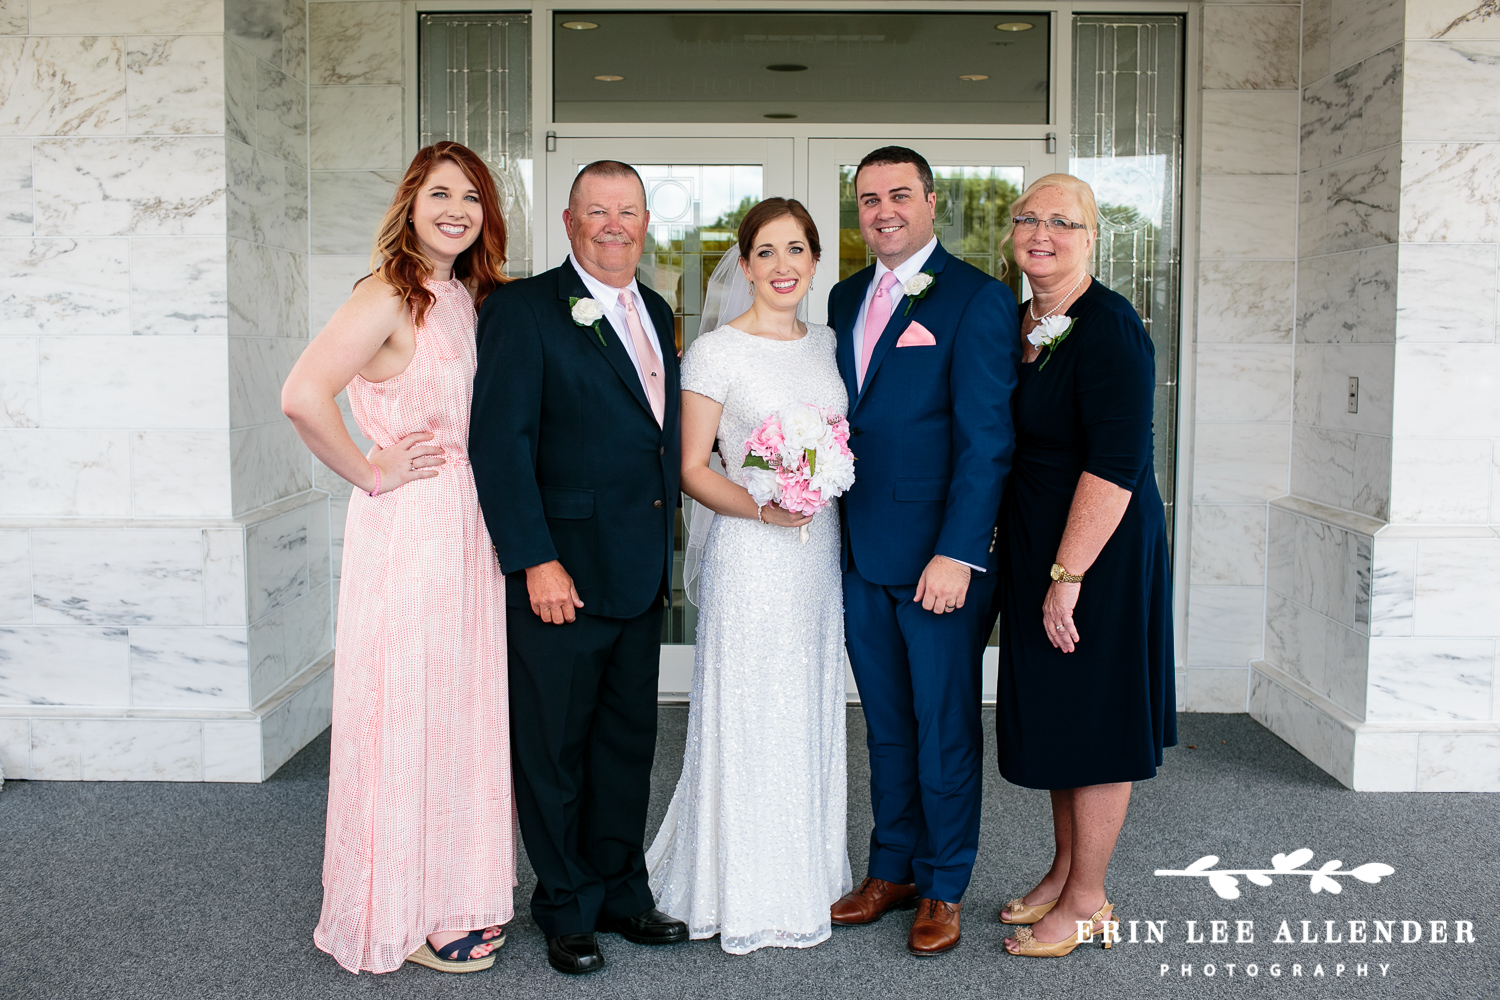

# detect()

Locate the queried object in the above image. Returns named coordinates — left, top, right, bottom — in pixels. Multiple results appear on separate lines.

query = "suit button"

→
left=653, top=500, right=664, bottom=508
left=659, top=446, right=664, bottom=455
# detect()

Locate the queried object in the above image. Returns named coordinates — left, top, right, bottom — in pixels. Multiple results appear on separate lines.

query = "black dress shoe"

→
left=597, top=907, right=689, bottom=945
left=547, top=932, right=605, bottom=974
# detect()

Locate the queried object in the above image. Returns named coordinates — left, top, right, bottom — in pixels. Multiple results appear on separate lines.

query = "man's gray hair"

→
left=569, top=160, right=647, bottom=208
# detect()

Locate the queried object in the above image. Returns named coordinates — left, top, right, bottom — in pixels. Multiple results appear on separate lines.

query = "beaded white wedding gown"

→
left=646, top=322, right=852, bottom=955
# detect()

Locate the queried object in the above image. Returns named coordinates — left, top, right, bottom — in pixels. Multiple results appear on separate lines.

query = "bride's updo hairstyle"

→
left=736, top=197, right=821, bottom=259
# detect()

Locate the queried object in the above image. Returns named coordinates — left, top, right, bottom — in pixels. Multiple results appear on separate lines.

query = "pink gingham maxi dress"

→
left=313, top=277, right=515, bottom=974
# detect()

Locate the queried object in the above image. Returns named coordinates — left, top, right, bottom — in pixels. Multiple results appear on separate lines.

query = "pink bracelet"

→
left=367, top=464, right=381, bottom=497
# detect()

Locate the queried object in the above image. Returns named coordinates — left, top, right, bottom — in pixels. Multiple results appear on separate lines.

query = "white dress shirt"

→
left=850, top=237, right=984, bottom=575
left=569, top=256, right=665, bottom=387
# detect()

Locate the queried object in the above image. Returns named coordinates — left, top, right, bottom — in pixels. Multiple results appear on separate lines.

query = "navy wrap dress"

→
left=994, top=279, right=1176, bottom=790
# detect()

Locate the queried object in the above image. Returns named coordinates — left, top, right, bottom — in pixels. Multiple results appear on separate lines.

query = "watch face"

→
left=1050, top=564, right=1061, bottom=581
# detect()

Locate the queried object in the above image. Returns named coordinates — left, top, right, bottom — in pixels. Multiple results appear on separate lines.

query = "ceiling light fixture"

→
left=995, top=21, right=1035, bottom=31
left=560, top=20, right=598, bottom=30
left=765, top=63, right=809, bottom=72
left=958, top=74, right=990, bottom=81
left=593, top=74, right=624, bottom=82
left=763, top=112, right=798, bottom=119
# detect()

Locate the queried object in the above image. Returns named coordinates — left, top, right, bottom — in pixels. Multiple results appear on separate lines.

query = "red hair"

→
left=367, top=142, right=509, bottom=325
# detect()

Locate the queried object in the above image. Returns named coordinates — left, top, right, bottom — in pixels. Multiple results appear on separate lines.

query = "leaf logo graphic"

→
left=1155, top=850, right=1394, bottom=899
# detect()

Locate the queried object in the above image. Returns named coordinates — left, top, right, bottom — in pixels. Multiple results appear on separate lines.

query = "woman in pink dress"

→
left=282, top=141, right=515, bottom=975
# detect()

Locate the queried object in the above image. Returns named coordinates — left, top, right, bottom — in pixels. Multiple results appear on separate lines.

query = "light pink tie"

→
left=858, top=272, right=900, bottom=390
left=619, top=290, right=665, bottom=427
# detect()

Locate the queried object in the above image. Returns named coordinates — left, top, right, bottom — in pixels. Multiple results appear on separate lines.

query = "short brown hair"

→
left=736, top=197, right=821, bottom=259
left=568, top=159, right=646, bottom=208
left=854, top=145, right=935, bottom=198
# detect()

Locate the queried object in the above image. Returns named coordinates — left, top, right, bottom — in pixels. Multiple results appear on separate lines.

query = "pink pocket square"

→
left=896, top=322, right=937, bottom=347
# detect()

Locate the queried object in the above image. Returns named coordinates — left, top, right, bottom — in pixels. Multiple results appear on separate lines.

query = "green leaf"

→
left=742, top=454, right=772, bottom=470
left=805, top=448, right=817, bottom=475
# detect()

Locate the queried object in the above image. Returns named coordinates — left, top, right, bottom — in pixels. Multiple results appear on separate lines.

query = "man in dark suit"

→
left=826, top=147, right=1020, bottom=956
left=469, top=160, right=688, bottom=975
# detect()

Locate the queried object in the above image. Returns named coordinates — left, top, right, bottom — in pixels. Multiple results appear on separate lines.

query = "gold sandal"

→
left=999, top=896, right=1058, bottom=924
left=1005, top=903, right=1116, bottom=957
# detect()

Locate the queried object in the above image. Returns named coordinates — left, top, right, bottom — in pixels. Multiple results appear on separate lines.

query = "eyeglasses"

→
left=1011, top=216, right=1088, bottom=232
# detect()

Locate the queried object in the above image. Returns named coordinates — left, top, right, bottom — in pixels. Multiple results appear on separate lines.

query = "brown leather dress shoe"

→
left=907, top=899, right=962, bottom=956
left=830, top=876, right=921, bottom=925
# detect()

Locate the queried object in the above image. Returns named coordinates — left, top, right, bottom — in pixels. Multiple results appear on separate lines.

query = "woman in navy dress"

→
left=992, top=174, right=1175, bottom=958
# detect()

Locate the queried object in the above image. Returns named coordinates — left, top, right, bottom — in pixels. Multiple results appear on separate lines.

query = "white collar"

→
left=873, top=236, right=939, bottom=289
left=570, top=255, right=641, bottom=309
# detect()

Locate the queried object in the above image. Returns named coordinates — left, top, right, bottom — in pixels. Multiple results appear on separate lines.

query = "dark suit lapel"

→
left=854, top=241, right=951, bottom=411
left=834, top=266, right=872, bottom=410
left=558, top=260, right=654, bottom=420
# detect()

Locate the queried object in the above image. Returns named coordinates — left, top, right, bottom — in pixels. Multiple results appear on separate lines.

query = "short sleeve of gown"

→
left=1076, top=300, right=1156, bottom=492
left=680, top=328, right=732, bottom=404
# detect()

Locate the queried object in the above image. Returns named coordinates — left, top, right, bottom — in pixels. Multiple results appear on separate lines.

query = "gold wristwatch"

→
left=1050, top=562, right=1084, bottom=584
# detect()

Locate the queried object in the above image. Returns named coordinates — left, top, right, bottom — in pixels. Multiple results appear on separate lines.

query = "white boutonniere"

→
left=569, top=296, right=607, bottom=345
left=1026, top=315, right=1075, bottom=370
left=902, top=270, right=936, bottom=316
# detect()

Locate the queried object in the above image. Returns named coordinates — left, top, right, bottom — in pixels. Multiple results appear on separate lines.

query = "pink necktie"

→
left=858, top=272, right=900, bottom=390
left=619, top=290, right=665, bottom=427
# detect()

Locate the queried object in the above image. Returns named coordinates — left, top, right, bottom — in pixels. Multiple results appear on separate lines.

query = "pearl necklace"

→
left=1028, top=271, right=1089, bottom=323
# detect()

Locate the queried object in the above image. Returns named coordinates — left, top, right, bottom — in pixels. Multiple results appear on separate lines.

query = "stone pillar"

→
left=0, top=0, right=332, bottom=782
left=1252, top=0, right=1500, bottom=791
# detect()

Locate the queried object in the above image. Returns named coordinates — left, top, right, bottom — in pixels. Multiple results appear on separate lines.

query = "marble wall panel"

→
left=0, top=36, right=125, bottom=136
left=31, top=528, right=203, bottom=626
left=225, top=39, right=257, bottom=147
left=0, top=429, right=130, bottom=516
left=228, top=139, right=289, bottom=251
left=1192, top=422, right=1290, bottom=502
left=309, top=169, right=399, bottom=255
left=231, top=420, right=312, bottom=514
left=1417, top=733, right=1500, bottom=792
left=1291, top=515, right=1371, bottom=629
left=311, top=2, right=402, bottom=87
left=1249, top=668, right=1356, bottom=787
left=227, top=0, right=287, bottom=68
left=0, top=336, right=36, bottom=427
left=283, top=0, right=308, bottom=83
left=202, top=719, right=260, bottom=781
left=1201, top=5, right=1300, bottom=90
left=0, top=530, right=30, bottom=623
left=1301, top=44, right=1402, bottom=172
left=1266, top=506, right=1295, bottom=597
left=1198, top=174, right=1298, bottom=260
left=1389, top=437, right=1493, bottom=523
left=1351, top=431, right=1392, bottom=519
left=29, top=0, right=219, bottom=34
left=1330, top=0, right=1406, bottom=74
left=203, top=527, right=247, bottom=627
left=0, top=238, right=129, bottom=336
left=1180, top=667, right=1249, bottom=712
left=1296, top=245, right=1398, bottom=344
left=1190, top=503, right=1267, bottom=586
left=129, top=236, right=228, bottom=336
left=1413, top=537, right=1500, bottom=636
left=124, top=35, right=224, bottom=136
left=1194, top=259, right=1295, bottom=343
left=31, top=717, right=202, bottom=780
left=1289, top=423, right=1355, bottom=510
left=1370, top=536, right=1415, bottom=636
left=0, top=0, right=26, bottom=35
left=1201, top=91, right=1298, bottom=175
left=1293, top=342, right=1396, bottom=432
left=307, top=495, right=330, bottom=589
left=1367, top=636, right=1494, bottom=720
left=309, top=255, right=368, bottom=332
left=0, top=625, right=129, bottom=705
left=0, top=718, right=29, bottom=780
left=227, top=237, right=309, bottom=339
left=1264, top=591, right=1331, bottom=697
left=130, top=430, right=233, bottom=518
left=257, top=60, right=306, bottom=168
left=282, top=582, right=331, bottom=674
left=1351, top=730, right=1418, bottom=791
left=246, top=504, right=309, bottom=621
left=0, top=137, right=30, bottom=234
left=1194, top=345, right=1293, bottom=423
left=35, top=137, right=225, bottom=236
left=1392, top=343, right=1500, bottom=438
left=1402, top=41, right=1500, bottom=142
left=261, top=657, right=332, bottom=776
left=1409, top=0, right=1500, bottom=40
left=1187, top=584, right=1263, bottom=668
left=1400, top=141, right=1500, bottom=243
left=38, top=336, right=228, bottom=429
left=1395, top=242, right=1498, bottom=342
left=309, top=86, right=402, bottom=170
left=1298, top=144, right=1401, bottom=257
left=248, top=600, right=286, bottom=702
left=129, top=626, right=251, bottom=709
left=1303, top=0, right=1333, bottom=84
left=229, top=336, right=302, bottom=428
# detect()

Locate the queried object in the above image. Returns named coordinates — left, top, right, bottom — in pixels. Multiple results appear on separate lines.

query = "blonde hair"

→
left=998, top=173, right=1099, bottom=277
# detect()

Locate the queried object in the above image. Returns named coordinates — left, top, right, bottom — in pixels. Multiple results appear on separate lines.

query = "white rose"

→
left=808, top=446, right=856, bottom=497
left=571, top=297, right=604, bottom=325
left=904, top=272, right=934, bottom=296
left=778, top=403, right=826, bottom=464
left=1026, top=315, right=1073, bottom=347
left=740, top=465, right=780, bottom=507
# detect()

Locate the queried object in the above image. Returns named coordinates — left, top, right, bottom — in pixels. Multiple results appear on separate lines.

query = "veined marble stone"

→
left=130, top=430, right=233, bottom=518
left=309, top=255, right=368, bottom=332
left=1201, top=91, right=1298, bottom=175
left=30, top=528, right=204, bottom=626
left=1296, top=244, right=1398, bottom=344
left=29, top=0, right=218, bottom=34
left=227, top=237, right=308, bottom=339
left=1192, top=422, right=1290, bottom=502
left=1395, top=242, right=1498, bottom=342
left=1186, top=584, right=1263, bottom=668
left=1298, top=144, right=1401, bottom=255
left=310, top=1, right=402, bottom=87
left=1300, top=43, right=1402, bottom=173
left=0, top=530, right=30, bottom=624
left=0, top=428, right=130, bottom=516
left=0, top=625, right=130, bottom=705
left=1410, top=0, right=1500, bottom=40
left=130, top=236, right=229, bottom=336
left=309, top=86, right=402, bottom=170
left=125, top=34, right=224, bottom=136
left=230, top=421, right=313, bottom=514
left=0, top=137, right=31, bottom=234
left=1202, top=4, right=1300, bottom=90
left=1403, top=41, right=1500, bottom=142
left=204, top=527, right=248, bottom=628
left=230, top=336, right=303, bottom=428
left=1390, top=437, right=1493, bottom=523
left=1329, top=0, right=1405, bottom=75
left=0, top=336, right=37, bottom=427
left=1413, top=536, right=1500, bottom=637
left=129, top=626, right=251, bottom=709
left=246, top=502, right=309, bottom=622
left=0, top=238, right=129, bottom=336
left=34, top=137, right=226, bottom=236
left=1189, top=503, right=1268, bottom=587
left=1367, top=636, right=1495, bottom=721
left=1195, top=259, right=1294, bottom=343
left=1370, top=537, right=1415, bottom=637
left=1194, top=345, right=1293, bottom=423
left=1198, top=174, right=1298, bottom=259
left=256, top=60, right=306, bottom=168
left=0, top=36, right=125, bottom=135
left=1392, top=342, right=1500, bottom=438
left=0, top=0, right=26, bottom=35
left=309, top=169, right=400, bottom=255
left=38, top=335, right=228, bottom=429
left=30, top=717, right=203, bottom=780
left=225, top=39, right=258, bottom=147
left=1400, top=141, right=1500, bottom=243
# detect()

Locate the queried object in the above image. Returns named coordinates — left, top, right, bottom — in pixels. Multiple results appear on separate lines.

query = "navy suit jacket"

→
left=830, top=241, right=1020, bottom=586
left=469, top=262, right=681, bottom=619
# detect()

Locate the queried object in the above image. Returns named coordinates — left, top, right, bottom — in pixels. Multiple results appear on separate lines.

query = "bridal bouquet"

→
left=740, top=404, right=856, bottom=543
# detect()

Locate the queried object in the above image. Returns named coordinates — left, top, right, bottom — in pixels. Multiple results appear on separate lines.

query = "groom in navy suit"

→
left=828, top=147, right=1019, bottom=956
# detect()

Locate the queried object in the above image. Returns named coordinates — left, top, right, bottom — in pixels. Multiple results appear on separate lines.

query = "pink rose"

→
left=777, top=474, right=825, bottom=516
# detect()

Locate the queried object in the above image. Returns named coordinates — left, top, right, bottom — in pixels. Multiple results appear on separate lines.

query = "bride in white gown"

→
left=646, top=199, right=852, bottom=954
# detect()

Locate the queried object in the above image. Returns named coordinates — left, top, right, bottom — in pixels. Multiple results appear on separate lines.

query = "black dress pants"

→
left=507, top=602, right=662, bottom=937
